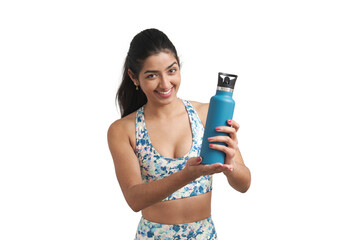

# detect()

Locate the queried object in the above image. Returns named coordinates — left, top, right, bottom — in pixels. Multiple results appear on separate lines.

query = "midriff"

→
left=141, top=191, right=212, bottom=224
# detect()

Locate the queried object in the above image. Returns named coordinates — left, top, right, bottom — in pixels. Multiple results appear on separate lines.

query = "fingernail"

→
left=208, top=137, right=214, bottom=141
left=228, top=119, right=232, bottom=123
left=209, top=144, right=214, bottom=148
left=215, top=127, right=221, bottom=131
left=197, top=157, right=202, bottom=162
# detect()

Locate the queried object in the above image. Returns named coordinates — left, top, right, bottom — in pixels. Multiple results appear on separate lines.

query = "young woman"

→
left=107, top=28, right=251, bottom=239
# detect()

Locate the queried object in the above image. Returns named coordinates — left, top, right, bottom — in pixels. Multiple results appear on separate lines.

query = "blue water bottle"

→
left=200, top=72, right=238, bottom=165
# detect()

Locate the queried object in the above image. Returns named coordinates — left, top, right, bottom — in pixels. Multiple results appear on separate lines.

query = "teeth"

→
left=158, top=88, right=172, bottom=95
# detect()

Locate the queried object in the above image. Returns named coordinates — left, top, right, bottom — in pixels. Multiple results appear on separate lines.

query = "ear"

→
left=128, top=69, right=139, bottom=86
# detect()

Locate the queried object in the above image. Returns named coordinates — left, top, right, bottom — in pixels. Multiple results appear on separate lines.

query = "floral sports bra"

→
left=135, top=99, right=213, bottom=201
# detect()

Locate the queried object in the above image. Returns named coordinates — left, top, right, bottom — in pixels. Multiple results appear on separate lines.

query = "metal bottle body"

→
left=200, top=90, right=235, bottom=164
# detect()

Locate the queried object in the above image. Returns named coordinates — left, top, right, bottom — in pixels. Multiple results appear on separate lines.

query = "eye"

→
left=169, top=68, right=177, bottom=74
left=146, top=74, right=157, bottom=79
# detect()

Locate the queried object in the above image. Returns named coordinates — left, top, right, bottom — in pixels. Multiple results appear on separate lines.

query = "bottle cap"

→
left=217, top=72, right=237, bottom=89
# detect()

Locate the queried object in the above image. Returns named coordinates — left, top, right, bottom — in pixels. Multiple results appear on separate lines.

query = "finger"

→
left=227, top=119, right=240, bottom=132
left=188, top=156, right=202, bottom=166
left=217, top=164, right=233, bottom=173
left=216, top=126, right=236, bottom=134
left=209, top=144, right=236, bottom=159
left=208, top=136, right=237, bottom=149
left=224, top=164, right=234, bottom=172
left=203, top=163, right=228, bottom=175
left=228, top=120, right=240, bottom=142
left=209, top=166, right=223, bottom=175
left=218, top=163, right=234, bottom=172
left=215, top=126, right=238, bottom=143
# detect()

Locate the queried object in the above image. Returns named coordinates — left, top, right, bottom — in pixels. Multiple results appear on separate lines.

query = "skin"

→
left=107, top=51, right=251, bottom=224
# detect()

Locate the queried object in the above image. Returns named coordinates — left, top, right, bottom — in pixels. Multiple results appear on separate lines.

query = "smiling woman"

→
left=129, top=53, right=180, bottom=105
left=115, top=29, right=181, bottom=118
left=107, top=28, right=251, bottom=239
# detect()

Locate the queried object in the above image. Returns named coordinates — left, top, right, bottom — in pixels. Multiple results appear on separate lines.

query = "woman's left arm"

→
left=208, top=119, right=251, bottom=193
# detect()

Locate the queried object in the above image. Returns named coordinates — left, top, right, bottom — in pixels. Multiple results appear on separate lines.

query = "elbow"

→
left=126, top=194, right=144, bottom=212
left=129, top=204, right=142, bottom=213
left=241, top=175, right=251, bottom=193
left=126, top=198, right=143, bottom=213
left=230, top=181, right=250, bottom=193
left=239, top=182, right=251, bottom=193
left=240, top=168, right=251, bottom=193
left=124, top=185, right=144, bottom=212
left=239, top=173, right=251, bottom=193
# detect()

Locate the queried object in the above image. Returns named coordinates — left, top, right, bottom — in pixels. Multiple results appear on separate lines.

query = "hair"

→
left=116, top=28, right=180, bottom=118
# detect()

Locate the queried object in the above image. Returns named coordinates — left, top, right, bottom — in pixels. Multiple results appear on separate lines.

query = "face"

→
left=130, top=51, right=181, bottom=106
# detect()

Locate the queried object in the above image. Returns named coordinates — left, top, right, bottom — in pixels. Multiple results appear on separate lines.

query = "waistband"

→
left=141, top=215, right=213, bottom=226
left=135, top=215, right=217, bottom=239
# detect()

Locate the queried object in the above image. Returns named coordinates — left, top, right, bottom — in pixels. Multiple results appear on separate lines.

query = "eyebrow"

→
left=144, top=62, right=178, bottom=74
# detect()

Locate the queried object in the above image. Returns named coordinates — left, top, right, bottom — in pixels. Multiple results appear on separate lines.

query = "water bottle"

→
left=200, top=72, right=238, bottom=165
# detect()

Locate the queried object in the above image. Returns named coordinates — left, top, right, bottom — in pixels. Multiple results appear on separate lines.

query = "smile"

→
left=157, top=88, right=172, bottom=95
left=155, top=87, right=174, bottom=98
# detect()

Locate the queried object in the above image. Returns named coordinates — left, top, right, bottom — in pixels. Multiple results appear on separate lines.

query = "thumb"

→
left=188, top=156, right=202, bottom=166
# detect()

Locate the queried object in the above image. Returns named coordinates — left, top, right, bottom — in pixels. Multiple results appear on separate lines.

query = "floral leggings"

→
left=135, top=216, right=217, bottom=240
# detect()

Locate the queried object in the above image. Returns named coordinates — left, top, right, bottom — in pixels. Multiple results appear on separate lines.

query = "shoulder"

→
left=107, top=111, right=137, bottom=149
left=188, top=100, right=209, bottom=114
left=188, top=100, right=209, bottom=126
left=108, top=111, right=137, bottom=136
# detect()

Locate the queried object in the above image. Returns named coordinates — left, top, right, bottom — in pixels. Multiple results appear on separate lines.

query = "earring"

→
left=135, top=84, right=139, bottom=90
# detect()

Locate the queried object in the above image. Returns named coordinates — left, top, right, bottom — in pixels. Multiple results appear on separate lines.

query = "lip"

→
left=155, top=87, right=174, bottom=98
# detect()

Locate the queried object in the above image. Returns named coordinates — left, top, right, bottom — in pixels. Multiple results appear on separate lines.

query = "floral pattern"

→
left=135, top=216, right=217, bottom=240
left=135, top=99, right=213, bottom=201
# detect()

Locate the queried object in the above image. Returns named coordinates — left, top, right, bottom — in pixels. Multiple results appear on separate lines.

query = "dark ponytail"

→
left=116, top=28, right=180, bottom=118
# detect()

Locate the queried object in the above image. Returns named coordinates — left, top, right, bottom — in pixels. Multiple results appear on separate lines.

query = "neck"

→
left=144, top=98, right=184, bottom=119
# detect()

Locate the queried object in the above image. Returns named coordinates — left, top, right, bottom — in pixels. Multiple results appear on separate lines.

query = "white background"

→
left=1, top=0, right=359, bottom=239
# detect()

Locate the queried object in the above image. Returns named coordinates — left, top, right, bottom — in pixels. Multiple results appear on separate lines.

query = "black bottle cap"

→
left=217, top=72, right=237, bottom=89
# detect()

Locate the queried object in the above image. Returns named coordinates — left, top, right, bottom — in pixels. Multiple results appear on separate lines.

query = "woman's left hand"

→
left=207, top=119, right=240, bottom=174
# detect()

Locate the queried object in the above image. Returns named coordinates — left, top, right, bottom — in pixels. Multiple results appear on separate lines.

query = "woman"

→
left=107, top=28, right=251, bottom=239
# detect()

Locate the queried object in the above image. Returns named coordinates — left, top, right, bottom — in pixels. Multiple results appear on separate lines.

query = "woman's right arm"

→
left=107, top=120, right=232, bottom=212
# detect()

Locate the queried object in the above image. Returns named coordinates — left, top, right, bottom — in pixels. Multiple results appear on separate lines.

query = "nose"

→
left=159, top=75, right=172, bottom=89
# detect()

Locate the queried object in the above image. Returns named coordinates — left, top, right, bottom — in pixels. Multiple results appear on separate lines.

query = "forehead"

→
left=141, top=52, right=177, bottom=70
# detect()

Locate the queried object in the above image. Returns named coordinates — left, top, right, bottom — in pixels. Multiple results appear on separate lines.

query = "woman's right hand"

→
left=184, top=157, right=233, bottom=181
